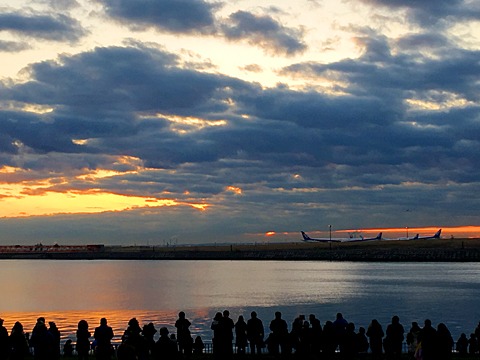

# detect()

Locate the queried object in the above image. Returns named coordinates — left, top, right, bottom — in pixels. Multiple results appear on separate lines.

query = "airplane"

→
left=301, top=231, right=382, bottom=243
left=410, top=229, right=442, bottom=240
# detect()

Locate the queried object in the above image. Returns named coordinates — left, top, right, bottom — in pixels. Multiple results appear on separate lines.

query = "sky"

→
left=0, top=0, right=480, bottom=245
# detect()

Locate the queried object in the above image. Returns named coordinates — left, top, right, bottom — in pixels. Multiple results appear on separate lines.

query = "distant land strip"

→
left=1, top=238, right=480, bottom=261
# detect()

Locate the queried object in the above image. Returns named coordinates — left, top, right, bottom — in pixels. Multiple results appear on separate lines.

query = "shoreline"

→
left=1, top=238, right=480, bottom=261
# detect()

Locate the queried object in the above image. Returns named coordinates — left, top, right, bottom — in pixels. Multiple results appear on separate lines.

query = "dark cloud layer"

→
left=221, top=11, right=307, bottom=55
left=0, top=0, right=479, bottom=244
left=97, top=0, right=217, bottom=33
left=0, top=11, right=86, bottom=42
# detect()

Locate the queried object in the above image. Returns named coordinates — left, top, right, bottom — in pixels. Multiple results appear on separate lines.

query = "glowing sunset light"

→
left=266, top=231, right=275, bottom=236
left=0, top=190, right=179, bottom=218
left=226, top=186, right=242, bottom=195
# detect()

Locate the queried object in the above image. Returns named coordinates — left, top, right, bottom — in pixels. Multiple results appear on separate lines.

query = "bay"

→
left=0, top=260, right=479, bottom=343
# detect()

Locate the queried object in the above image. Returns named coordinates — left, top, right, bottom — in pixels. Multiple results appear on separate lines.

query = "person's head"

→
left=159, top=327, right=169, bottom=337
left=78, top=320, right=88, bottom=330
left=392, top=316, right=400, bottom=324
left=275, top=311, right=282, bottom=319
left=223, top=310, right=230, bottom=318
left=424, top=319, right=431, bottom=327
left=309, top=314, right=316, bottom=322
left=100, top=318, right=108, bottom=326
left=336, top=313, right=343, bottom=320
left=179, top=311, right=185, bottom=319
left=238, top=315, right=244, bottom=322
left=251, top=311, right=257, bottom=319
left=359, top=327, right=366, bottom=334
left=214, top=312, right=222, bottom=321
left=0, top=319, right=3, bottom=326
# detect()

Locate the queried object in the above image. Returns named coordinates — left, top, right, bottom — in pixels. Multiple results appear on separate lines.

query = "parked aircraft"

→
left=301, top=231, right=382, bottom=243
left=410, top=229, right=442, bottom=240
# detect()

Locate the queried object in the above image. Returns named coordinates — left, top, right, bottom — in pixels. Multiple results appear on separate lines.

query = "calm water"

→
left=1, top=260, right=479, bottom=342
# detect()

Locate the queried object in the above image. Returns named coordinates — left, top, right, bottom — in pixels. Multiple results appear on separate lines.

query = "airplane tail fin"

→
left=413, top=234, right=419, bottom=240
left=301, top=231, right=311, bottom=241
left=376, top=232, right=382, bottom=240
left=433, top=229, right=442, bottom=238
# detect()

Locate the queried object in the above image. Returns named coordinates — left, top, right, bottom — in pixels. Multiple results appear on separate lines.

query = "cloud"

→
left=97, top=0, right=217, bottom=34
left=221, top=10, right=307, bottom=56
left=0, top=10, right=86, bottom=42
left=356, top=0, right=480, bottom=27
left=0, top=39, right=30, bottom=52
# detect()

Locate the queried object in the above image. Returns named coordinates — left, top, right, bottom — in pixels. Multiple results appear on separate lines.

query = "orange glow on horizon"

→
left=265, top=231, right=275, bottom=236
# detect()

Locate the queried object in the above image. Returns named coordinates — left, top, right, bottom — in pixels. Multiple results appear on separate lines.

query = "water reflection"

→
left=1, top=260, right=479, bottom=341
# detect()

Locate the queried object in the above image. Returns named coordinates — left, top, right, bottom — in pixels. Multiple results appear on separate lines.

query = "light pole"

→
left=329, top=225, right=332, bottom=242
left=406, top=226, right=409, bottom=239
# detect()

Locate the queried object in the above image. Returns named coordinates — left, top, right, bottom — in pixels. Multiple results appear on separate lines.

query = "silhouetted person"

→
left=122, top=318, right=148, bottom=360
left=342, top=322, right=357, bottom=360
left=153, top=327, right=179, bottom=360
left=356, top=327, right=369, bottom=354
left=456, top=333, right=468, bottom=355
left=142, top=322, right=157, bottom=355
left=384, top=315, right=404, bottom=359
left=76, top=320, right=91, bottom=360
left=321, top=320, right=337, bottom=359
left=48, top=321, right=61, bottom=360
left=406, top=322, right=420, bottom=356
left=333, top=312, right=348, bottom=352
left=94, top=318, right=114, bottom=360
left=63, top=339, right=73, bottom=357
left=175, top=311, right=193, bottom=357
left=193, top=336, right=204, bottom=355
left=418, top=319, right=437, bottom=360
left=9, top=321, right=29, bottom=360
left=436, top=323, right=453, bottom=359
left=366, top=319, right=384, bottom=358
left=211, top=312, right=222, bottom=358
left=235, top=315, right=248, bottom=354
left=475, top=321, right=480, bottom=343
left=295, top=320, right=311, bottom=357
left=291, top=314, right=305, bottom=352
left=269, top=311, right=289, bottom=355
left=30, top=317, right=54, bottom=360
left=0, top=318, right=9, bottom=360
left=246, top=311, right=264, bottom=355
left=116, top=342, right=136, bottom=360
left=221, top=310, right=235, bottom=357
left=309, top=314, right=322, bottom=356
left=468, top=333, right=478, bottom=354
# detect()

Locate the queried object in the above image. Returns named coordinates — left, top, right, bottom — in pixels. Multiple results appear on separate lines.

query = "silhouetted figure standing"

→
left=235, top=315, right=248, bottom=354
left=468, top=333, right=478, bottom=355
left=333, top=313, right=348, bottom=353
left=436, top=323, right=453, bottom=359
left=321, top=320, right=337, bottom=359
left=175, top=311, right=193, bottom=358
left=211, top=312, right=223, bottom=359
left=94, top=318, right=114, bottom=360
left=456, top=333, right=468, bottom=355
left=247, top=311, right=264, bottom=355
left=30, top=318, right=54, bottom=360
left=122, top=318, right=148, bottom=360
left=406, top=322, right=420, bottom=357
left=76, top=320, right=91, bottom=360
left=418, top=319, right=437, bottom=360
left=309, top=314, right=322, bottom=356
left=221, top=310, right=235, bottom=358
left=142, top=323, right=157, bottom=356
left=0, top=318, right=9, bottom=360
left=48, top=322, right=60, bottom=360
left=342, top=322, right=357, bottom=360
left=153, top=327, right=179, bottom=360
left=384, top=315, right=404, bottom=359
left=9, top=322, right=29, bottom=360
left=269, top=311, right=289, bottom=355
left=367, top=319, right=384, bottom=358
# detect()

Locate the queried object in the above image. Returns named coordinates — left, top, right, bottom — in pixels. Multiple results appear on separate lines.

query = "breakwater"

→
left=1, top=239, right=479, bottom=261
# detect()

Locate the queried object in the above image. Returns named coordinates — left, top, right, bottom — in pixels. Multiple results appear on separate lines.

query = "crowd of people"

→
left=0, top=313, right=479, bottom=359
